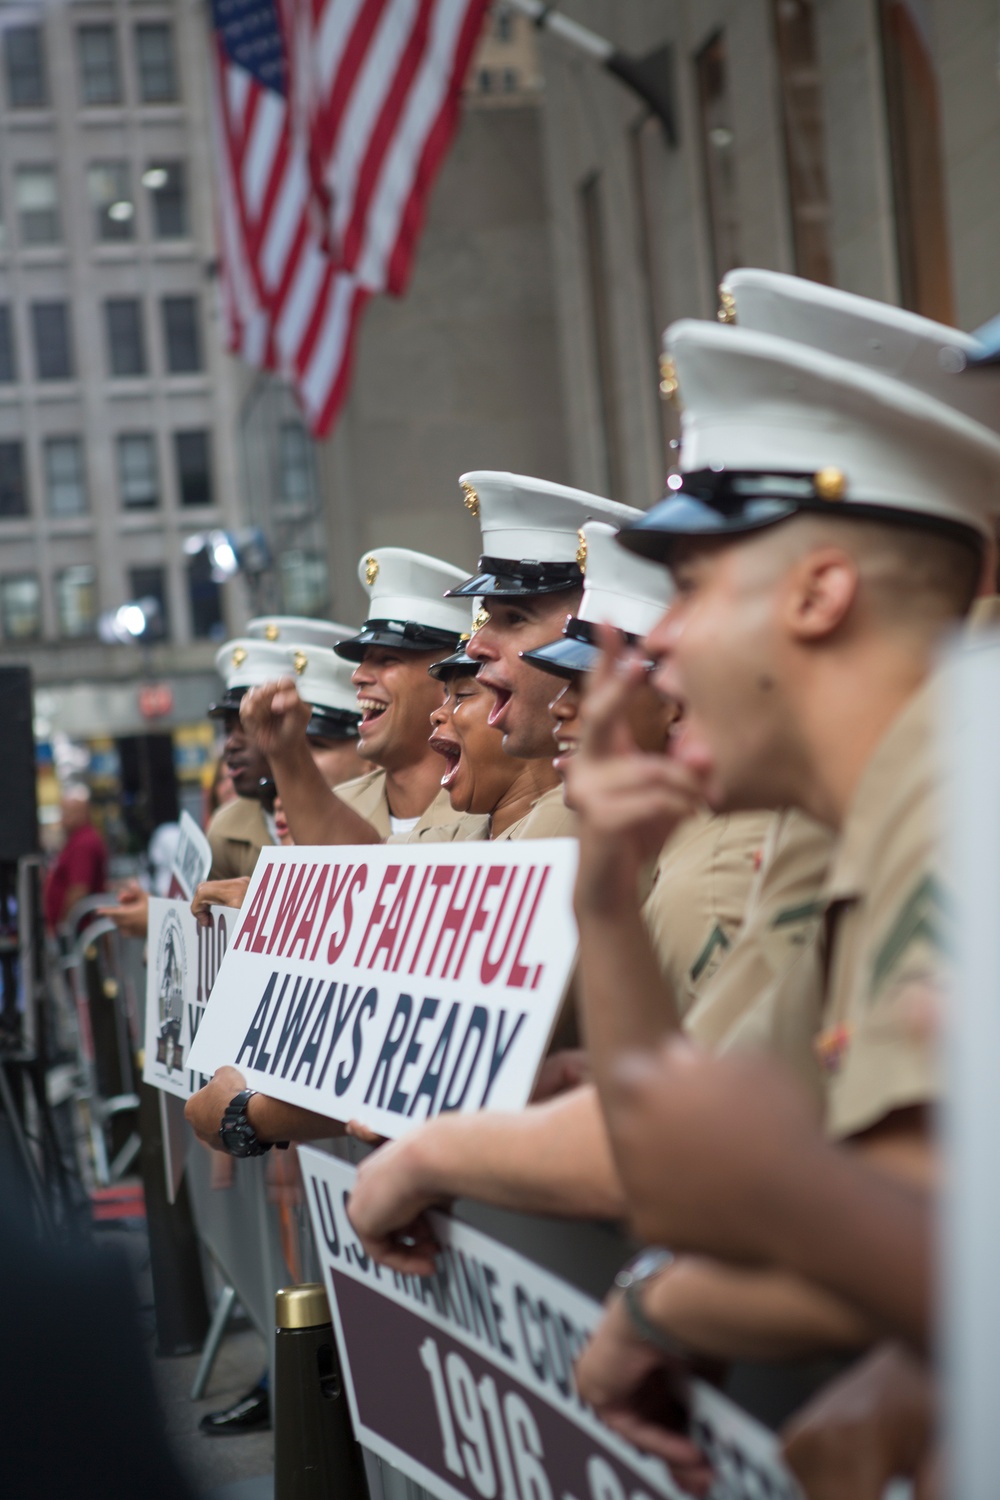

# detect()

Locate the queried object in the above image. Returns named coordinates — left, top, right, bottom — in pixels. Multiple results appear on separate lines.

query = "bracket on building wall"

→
left=505, top=1, right=678, bottom=145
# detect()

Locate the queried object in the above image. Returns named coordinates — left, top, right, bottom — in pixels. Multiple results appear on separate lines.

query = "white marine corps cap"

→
left=718, top=267, right=1000, bottom=434
left=523, top=520, right=672, bottom=678
left=246, top=615, right=356, bottom=649
left=208, top=638, right=293, bottom=717
left=621, top=318, right=1000, bottom=564
left=447, top=471, right=641, bottom=597
left=334, top=548, right=470, bottom=663
left=277, top=643, right=361, bottom=741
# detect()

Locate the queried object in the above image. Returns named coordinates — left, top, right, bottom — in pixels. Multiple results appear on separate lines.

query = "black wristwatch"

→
left=219, top=1089, right=272, bottom=1158
left=615, top=1247, right=691, bottom=1359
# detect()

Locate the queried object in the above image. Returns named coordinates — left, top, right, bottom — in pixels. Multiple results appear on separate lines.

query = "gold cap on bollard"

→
left=275, top=1283, right=331, bottom=1330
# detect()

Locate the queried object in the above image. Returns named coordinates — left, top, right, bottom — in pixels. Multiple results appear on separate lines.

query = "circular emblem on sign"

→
left=264, top=622, right=280, bottom=641
left=814, top=466, right=847, bottom=502
left=293, top=649, right=308, bottom=675
left=365, top=555, right=379, bottom=586
left=717, top=284, right=737, bottom=324
left=461, top=482, right=480, bottom=518
left=154, top=907, right=187, bottom=1074
left=576, top=529, right=588, bottom=571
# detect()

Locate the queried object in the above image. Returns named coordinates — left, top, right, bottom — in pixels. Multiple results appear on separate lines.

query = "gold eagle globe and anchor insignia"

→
left=292, top=650, right=308, bottom=675
left=231, top=646, right=247, bottom=667
left=717, top=284, right=737, bottom=324
left=264, top=623, right=280, bottom=641
left=472, top=606, right=491, bottom=634
left=814, top=467, right=848, bottom=502
left=576, top=529, right=588, bottom=571
left=658, top=354, right=682, bottom=409
left=461, top=482, right=480, bottom=518
left=364, top=555, right=379, bottom=586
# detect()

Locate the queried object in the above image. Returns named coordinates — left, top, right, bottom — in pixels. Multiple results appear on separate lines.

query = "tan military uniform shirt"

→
left=206, top=797, right=274, bottom=881
left=336, top=767, right=483, bottom=842
left=493, top=785, right=577, bottom=842
left=719, top=683, right=943, bottom=1140
left=643, top=811, right=774, bottom=1021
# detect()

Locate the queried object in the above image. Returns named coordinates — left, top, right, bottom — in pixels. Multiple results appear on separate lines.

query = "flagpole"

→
left=504, top=0, right=677, bottom=143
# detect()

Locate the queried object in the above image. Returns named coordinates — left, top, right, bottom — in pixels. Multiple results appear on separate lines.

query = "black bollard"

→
left=137, top=1079, right=210, bottom=1355
left=274, top=1283, right=370, bottom=1500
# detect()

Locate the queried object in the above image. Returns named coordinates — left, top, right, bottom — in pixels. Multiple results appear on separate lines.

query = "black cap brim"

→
left=335, top=620, right=462, bottom=662
left=618, top=491, right=796, bottom=564
left=306, top=708, right=361, bottom=741
left=521, top=636, right=597, bottom=679
left=207, top=686, right=248, bottom=718
left=445, top=558, right=583, bottom=599
left=428, top=649, right=478, bottom=681
left=966, top=314, right=1000, bottom=367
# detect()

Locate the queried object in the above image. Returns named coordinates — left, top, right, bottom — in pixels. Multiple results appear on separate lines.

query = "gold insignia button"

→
left=231, top=646, right=247, bottom=667
left=364, top=555, right=379, bottom=586
left=472, top=606, right=490, bottom=634
left=717, top=284, right=737, bottom=324
left=264, top=623, right=279, bottom=641
left=814, top=466, right=847, bottom=502
left=576, top=528, right=588, bottom=570
left=659, top=354, right=682, bottom=408
left=292, top=649, right=308, bottom=675
left=461, top=481, right=480, bottom=518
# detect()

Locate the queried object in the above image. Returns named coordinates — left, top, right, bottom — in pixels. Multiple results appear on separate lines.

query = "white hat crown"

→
left=214, top=638, right=290, bottom=693
left=577, top=522, right=673, bottom=635
left=246, top=616, right=356, bottom=649
left=459, top=471, right=641, bottom=563
left=279, top=643, right=359, bottom=716
left=357, top=547, right=470, bottom=636
left=720, top=268, right=1000, bottom=437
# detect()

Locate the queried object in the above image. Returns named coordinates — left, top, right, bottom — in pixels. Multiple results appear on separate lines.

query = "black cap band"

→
left=306, top=707, right=362, bottom=741
left=445, top=557, right=583, bottom=598
left=207, top=686, right=249, bottom=718
left=618, top=468, right=984, bottom=564
left=335, top=618, right=463, bottom=662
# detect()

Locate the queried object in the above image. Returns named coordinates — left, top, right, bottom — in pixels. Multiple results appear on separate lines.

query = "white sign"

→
left=187, top=841, right=579, bottom=1139
left=143, top=896, right=232, bottom=1101
left=301, top=1151, right=803, bottom=1500
left=168, top=810, right=213, bottom=900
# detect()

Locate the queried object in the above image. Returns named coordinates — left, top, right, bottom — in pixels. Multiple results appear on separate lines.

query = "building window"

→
left=277, top=420, right=315, bottom=506
left=772, top=0, right=833, bottom=285
left=579, top=172, right=623, bottom=499
left=144, top=160, right=188, bottom=239
left=44, top=437, right=87, bottom=518
left=4, top=26, right=47, bottom=109
left=56, top=564, right=97, bottom=638
left=0, top=575, right=41, bottom=639
left=135, top=23, right=177, bottom=104
left=174, top=430, right=212, bottom=506
left=31, top=302, right=73, bottom=380
left=105, top=299, right=146, bottom=376
left=695, top=31, right=741, bottom=286
left=0, top=306, right=17, bottom=384
left=477, top=69, right=493, bottom=93
left=15, top=165, right=59, bottom=246
left=879, top=0, right=955, bottom=323
left=0, top=441, right=27, bottom=516
left=162, top=296, right=201, bottom=373
left=88, top=162, right=134, bottom=242
left=494, top=9, right=513, bottom=42
left=279, top=550, right=328, bottom=616
left=186, top=552, right=223, bottom=639
left=128, top=564, right=169, bottom=639
left=117, top=433, right=158, bottom=509
left=77, top=24, right=121, bottom=106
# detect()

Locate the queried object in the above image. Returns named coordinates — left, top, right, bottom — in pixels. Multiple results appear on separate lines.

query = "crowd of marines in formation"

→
left=109, top=265, right=1000, bottom=1497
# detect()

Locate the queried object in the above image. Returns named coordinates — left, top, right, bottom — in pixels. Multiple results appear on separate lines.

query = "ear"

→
left=783, top=547, right=859, bottom=641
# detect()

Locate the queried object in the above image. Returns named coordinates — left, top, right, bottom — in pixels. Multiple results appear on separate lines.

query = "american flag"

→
left=209, top=0, right=488, bottom=437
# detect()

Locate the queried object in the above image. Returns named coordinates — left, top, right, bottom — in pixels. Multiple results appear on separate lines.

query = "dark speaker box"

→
left=0, top=666, right=38, bottom=862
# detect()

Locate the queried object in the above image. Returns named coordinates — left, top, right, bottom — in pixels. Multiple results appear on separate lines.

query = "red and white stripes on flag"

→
left=209, top=0, right=488, bottom=438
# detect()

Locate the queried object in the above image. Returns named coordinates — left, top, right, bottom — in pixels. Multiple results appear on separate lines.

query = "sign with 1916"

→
left=300, top=1150, right=804, bottom=1500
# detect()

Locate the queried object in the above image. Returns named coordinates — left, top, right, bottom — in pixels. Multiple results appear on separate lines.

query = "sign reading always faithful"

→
left=187, top=841, right=579, bottom=1139
left=300, top=1152, right=804, bottom=1500
left=143, top=898, right=231, bottom=1101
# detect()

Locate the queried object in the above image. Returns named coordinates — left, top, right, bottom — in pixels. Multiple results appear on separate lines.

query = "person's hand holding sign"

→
left=191, top=877, right=250, bottom=926
left=98, top=879, right=149, bottom=940
left=347, top=1134, right=447, bottom=1276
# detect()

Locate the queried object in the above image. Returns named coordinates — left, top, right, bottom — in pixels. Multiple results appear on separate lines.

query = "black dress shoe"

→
left=199, top=1380, right=271, bottom=1435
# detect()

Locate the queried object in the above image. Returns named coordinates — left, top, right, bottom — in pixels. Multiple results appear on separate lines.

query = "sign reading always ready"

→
left=143, top=897, right=231, bottom=1101
left=301, top=1151, right=803, bottom=1500
left=187, top=840, right=579, bottom=1138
